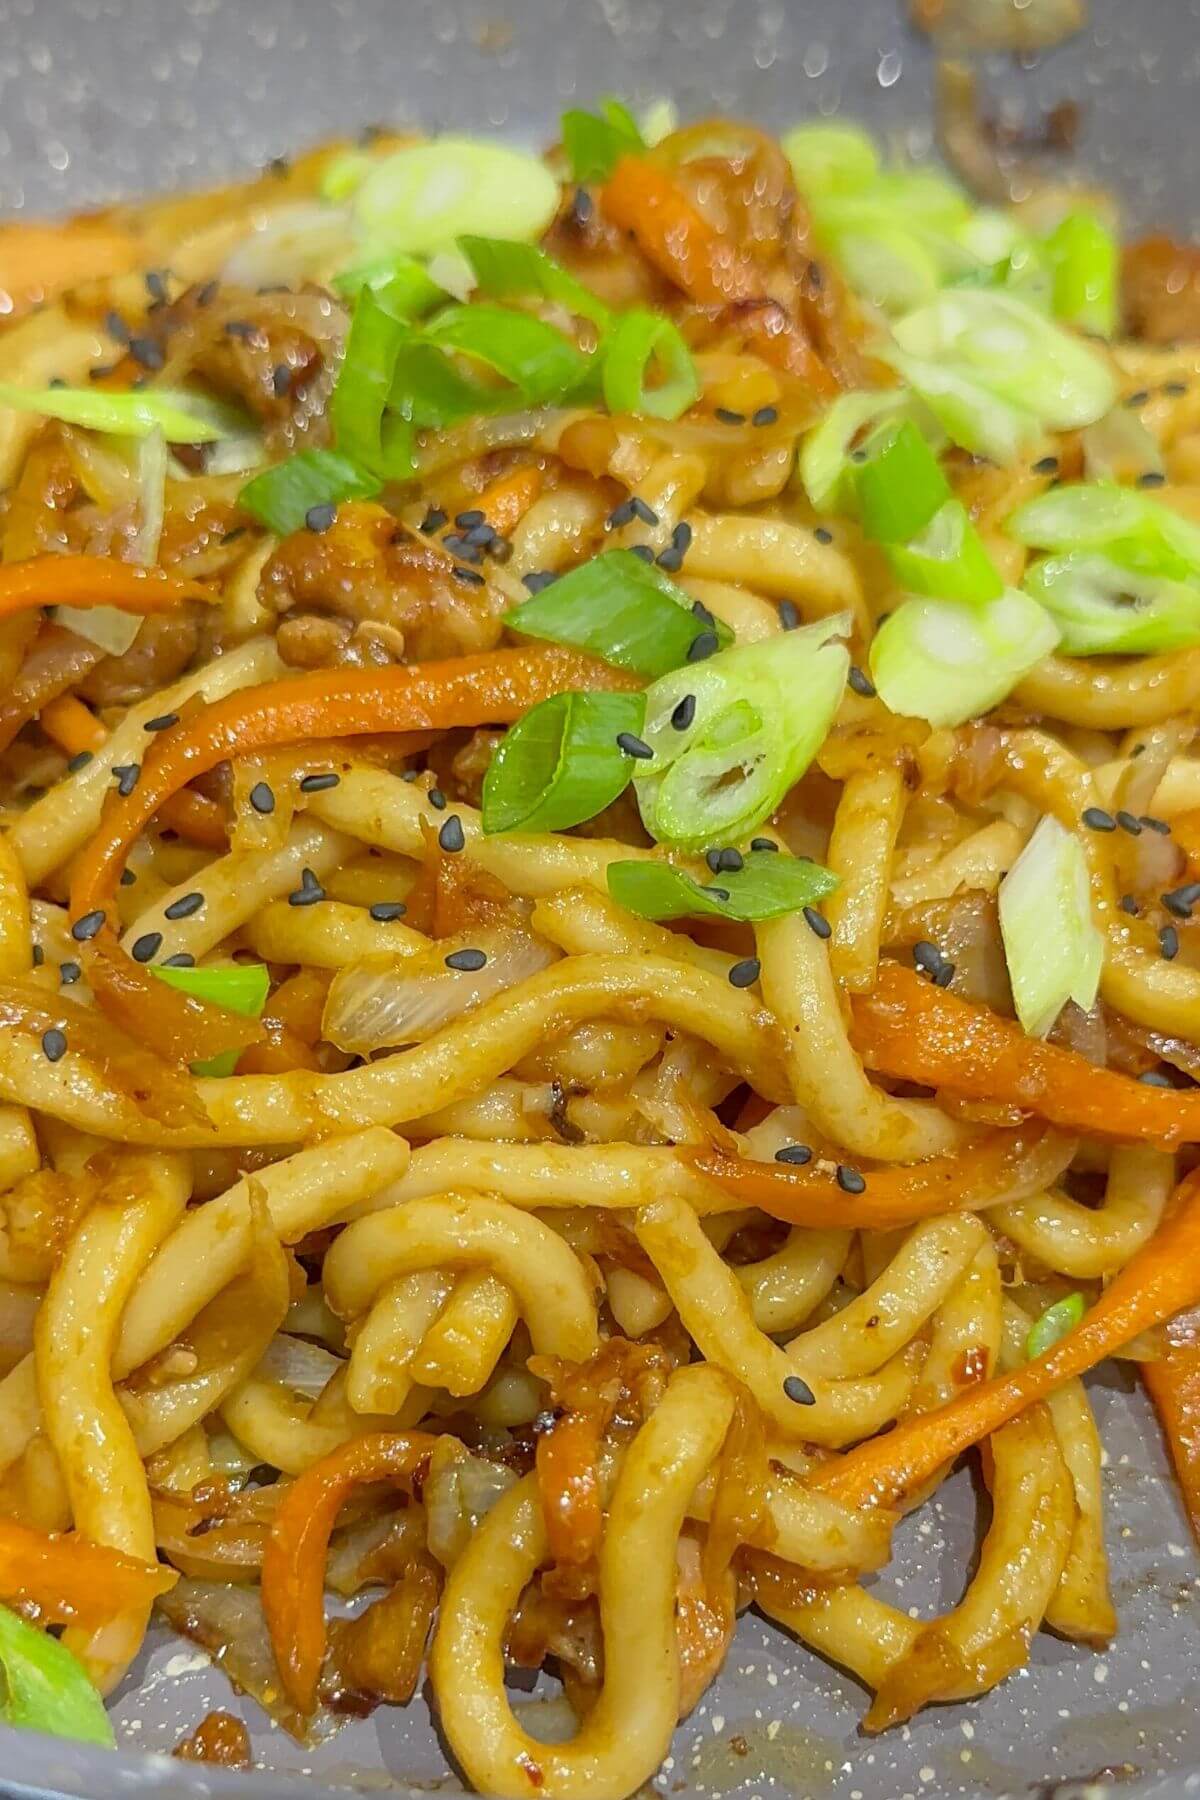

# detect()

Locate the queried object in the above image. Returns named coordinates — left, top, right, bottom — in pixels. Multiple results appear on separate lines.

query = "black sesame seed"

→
left=672, top=521, right=693, bottom=551
left=836, top=1164, right=867, bottom=1194
left=288, top=868, right=326, bottom=907
left=616, top=731, right=654, bottom=760
left=814, top=526, right=833, bottom=544
left=445, top=947, right=487, bottom=972
left=59, top=961, right=81, bottom=985
left=775, top=1143, right=813, bottom=1165
left=1125, top=389, right=1150, bottom=408
left=629, top=544, right=655, bottom=564
left=631, top=497, right=658, bottom=527
left=249, top=781, right=275, bottom=815
left=849, top=449, right=868, bottom=465
left=428, top=787, right=447, bottom=810
left=196, top=279, right=219, bottom=307
left=30, top=944, right=43, bottom=968
left=715, top=407, right=745, bottom=425
left=131, top=932, right=163, bottom=963
left=438, top=814, right=466, bottom=853
left=934, top=960, right=955, bottom=988
left=804, top=906, right=832, bottom=940
left=718, top=847, right=744, bottom=873
left=161, top=952, right=196, bottom=969
left=778, top=600, right=800, bottom=631
left=655, top=546, right=684, bottom=571
left=451, top=566, right=485, bottom=586
left=572, top=186, right=594, bottom=224
left=671, top=694, right=696, bottom=731
left=120, top=868, right=137, bottom=887
left=420, top=506, right=448, bottom=535
left=145, top=269, right=169, bottom=303
left=750, top=838, right=778, bottom=853
left=164, top=891, right=205, bottom=921
left=224, top=319, right=262, bottom=342
left=912, top=940, right=944, bottom=974
left=606, top=498, right=637, bottom=528
left=848, top=665, right=875, bottom=698
left=1141, top=814, right=1172, bottom=835
left=104, top=309, right=129, bottom=343
left=299, top=772, right=340, bottom=793
left=729, top=957, right=761, bottom=988
left=1032, top=454, right=1060, bottom=476
left=66, top=750, right=93, bottom=773
left=687, top=630, right=720, bottom=662
left=1081, top=807, right=1116, bottom=832
left=144, top=712, right=179, bottom=733
left=127, top=335, right=164, bottom=371
left=112, top=763, right=140, bottom=796
left=521, top=570, right=557, bottom=593
left=402, top=770, right=420, bottom=782
left=1138, top=471, right=1167, bottom=489
left=690, top=600, right=716, bottom=627
left=1119, top=893, right=1140, bottom=916
left=220, top=526, right=247, bottom=545
left=442, top=534, right=482, bottom=562
left=271, top=362, right=292, bottom=397
left=305, top=502, right=337, bottom=533
left=1164, top=381, right=1189, bottom=397
left=783, top=1374, right=816, bottom=1405
left=70, top=910, right=106, bottom=942
left=1162, top=881, right=1200, bottom=919
left=369, top=901, right=408, bottom=922
left=751, top=405, right=779, bottom=427
left=1115, top=810, right=1143, bottom=836
left=455, top=509, right=485, bottom=529
left=1140, top=1070, right=1173, bottom=1087
left=1160, top=924, right=1180, bottom=960
left=41, top=1029, right=67, bottom=1064
left=705, top=849, right=723, bottom=875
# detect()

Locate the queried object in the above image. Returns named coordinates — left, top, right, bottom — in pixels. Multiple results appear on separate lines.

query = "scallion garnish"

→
left=421, top=302, right=592, bottom=409
left=352, top=138, right=560, bottom=258
left=781, top=122, right=880, bottom=194
left=330, top=283, right=413, bottom=474
left=855, top=417, right=951, bottom=543
left=797, top=389, right=924, bottom=516
left=561, top=98, right=645, bottom=183
left=869, top=588, right=1060, bottom=727
left=607, top=849, right=838, bottom=923
left=506, top=548, right=732, bottom=678
left=633, top=613, right=850, bottom=849
left=998, top=814, right=1103, bottom=1039
left=886, top=500, right=1005, bottom=603
left=1025, top=1291, right=1086, bottom=1361
left=0, top=1604, right=114, bottom=1746
left=601, top=309, right=698, bottom=421
left=457, top=236, right=612, bottom=328
left=238, top=449, right=382, bottom=535
left=481, top=690, right=646, bottom=834
left=332, top=253, right=447, bottom=314
left=1007, top=481, right=1200, bottom=576
left=1045, top=211, right=1118, bottom=340
left=152, top=959, right=271, bottom=1077
left=0, top=383, right=246, bottom=444
left=1022, top=552, right=1200, bottom=655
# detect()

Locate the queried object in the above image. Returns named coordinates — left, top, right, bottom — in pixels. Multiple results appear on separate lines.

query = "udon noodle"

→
left=0, top=104, right=1199, bottom=1795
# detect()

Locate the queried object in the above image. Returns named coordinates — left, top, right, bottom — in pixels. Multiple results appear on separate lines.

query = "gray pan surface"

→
left=2, top=1, right=1200, bottom=1795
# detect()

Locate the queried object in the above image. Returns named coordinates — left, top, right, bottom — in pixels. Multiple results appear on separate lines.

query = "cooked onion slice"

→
left=322, top=928, right=556, bottom=1054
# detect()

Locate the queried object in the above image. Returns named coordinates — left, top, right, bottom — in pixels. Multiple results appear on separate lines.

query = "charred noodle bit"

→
left=4, top=97, right=1200, bottom=1791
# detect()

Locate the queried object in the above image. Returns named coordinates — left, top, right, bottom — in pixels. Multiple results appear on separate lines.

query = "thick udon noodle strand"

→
left=5, top=113, right=1200, bottom=1800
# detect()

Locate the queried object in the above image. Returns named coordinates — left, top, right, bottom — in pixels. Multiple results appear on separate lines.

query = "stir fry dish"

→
left=1, top=97, right=1200, bottom=1796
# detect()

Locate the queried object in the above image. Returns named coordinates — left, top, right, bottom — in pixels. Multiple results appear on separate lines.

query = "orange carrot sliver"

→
left=0, top=555, right=210, bottom=618
left=0, top=1518, right=175, bottom=1629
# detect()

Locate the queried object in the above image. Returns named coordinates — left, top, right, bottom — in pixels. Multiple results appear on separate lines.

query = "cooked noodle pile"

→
left=0, top=112, right=1199, bottom=1794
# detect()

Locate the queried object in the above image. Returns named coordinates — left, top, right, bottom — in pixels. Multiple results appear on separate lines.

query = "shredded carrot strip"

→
left=41, top=691, right=227, bottom=850
left=0, top=1518, right=175, bottom=1629
left=0, top=555, right=210, bottom=617
left=685, top=1126, right=1069, bottom=1231
left=475, top=464, right=543, bottom=538
left=851, top=960, right=1200, bottom=1148
left=70, top=645, right=638, bottom=928
left=1143, top=1328, right=1200, bottom=1546
left=261, top=1432, right=435, bottom=1715
left=600, top=155, right=838, bottom=393
left=810, top=1166, right=1200, bottom=1511
left=536, top=1411, right=604, bottom=1568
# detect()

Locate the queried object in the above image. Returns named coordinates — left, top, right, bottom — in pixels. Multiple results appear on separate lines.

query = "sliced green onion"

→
left=855, top=418, right=952, bottom=543
left=422, top=303, right=591, bottom=408
left=797, top=389, right=914, bottom=515
left=891, top=290, right=1117, bottom=437
left=506, top=548, right=731, bottom=678
left=457, top=236, right=612, bottom=328
left=818, top=220, right=943, bottom=315
left=781, top=123, right=880, bottom=196
left=320, top=150, right=373, bottom=201
left=999, top=814, right=1103, bottom=1040
left=238, top=449, right=381, bottom=535
left=1025, top=1291, right=1086, bottom=1361
left=608, top=849, right=839, bottom=924
left=481, top=690, right=645, bottom=834
left=332, top=253, right=446, bottom=314
left=885, top=499, right=1004, bottom=603
left=1007, top=482, right=1200, bottom=577
left=883, top=349, right=1039, bottom=466
left=0, top=383, right=245, bottom=444
left=869, top=588, right=1060, bottom=727
left=1023, top=552, right=1200, bottom=655
left=0, top=1604, right=113, bottom=1747
left=390, top=338, right=495, bottom=432
left=1046, top=211, right=1118, bottom=339
left=153, top=959, right=271, bottom=1078
left=330, top=284, right=412, bottom=473
left=353, top=139, right=559, bottom=257
left=601, top=310, right=698, bottom=420
left=561, top=98, right=645, bottom=183
left=1081, top=406, right=1165, bottom=486
left=639, top=98, right=679, bottom=147
left=633, top=613, right=850, bottom=849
